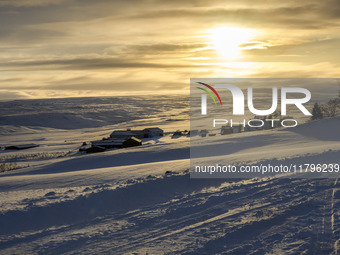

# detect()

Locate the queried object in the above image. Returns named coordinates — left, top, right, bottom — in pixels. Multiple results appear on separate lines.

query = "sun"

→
left=209, top=27, right=255, bottom=60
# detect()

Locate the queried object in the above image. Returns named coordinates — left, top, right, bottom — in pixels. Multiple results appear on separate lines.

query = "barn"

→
left=221, top=126, right=233, bottom=135
left=143, top=127, right=164, bottom=138
left=85, top=146, right=106, bottom=153
left=91, top=140, right=125, bottom=148
left=110, top=129, right=144, bottom=139
left=123, top=137, right=142, bottom=148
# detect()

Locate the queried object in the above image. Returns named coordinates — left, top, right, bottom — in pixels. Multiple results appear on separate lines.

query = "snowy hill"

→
left=0, top=96, right=189, bottom=129
left=0, top=100, right=339, bottom=254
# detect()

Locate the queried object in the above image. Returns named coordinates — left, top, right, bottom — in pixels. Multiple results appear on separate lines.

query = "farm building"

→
left=91, top=140, right=125, bottom=149
left=110, top=127, right=164, bottom=139
left=84, top=146, right=106, bottom=153
left=188, top=130, right=199, bottom=136
left=123, top=137, right=142, bottom=148
left=110, top=129, right=144, bottom=139
left=233, top=125, right=242, bottom=133
left=221, top=125, right=242, bottom=135
left=244, top=125, right=258, bottom=132
left=143, top=127, right=164, bottom=138
left=221, top=126, right=233, bottom=135
left=200, top=129, right=209, bottom=137
left=89, top=137, right=142, bottom=151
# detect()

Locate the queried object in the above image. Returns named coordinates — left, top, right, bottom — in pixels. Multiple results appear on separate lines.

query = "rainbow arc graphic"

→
left=196, top=82, right=223, bottom=106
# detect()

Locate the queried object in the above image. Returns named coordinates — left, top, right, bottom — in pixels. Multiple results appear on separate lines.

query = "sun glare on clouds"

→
left=209, top=27, right=258, bottom=60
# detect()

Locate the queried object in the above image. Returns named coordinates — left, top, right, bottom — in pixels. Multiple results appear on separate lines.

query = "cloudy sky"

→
left=0, top=0, right=339, bottom=99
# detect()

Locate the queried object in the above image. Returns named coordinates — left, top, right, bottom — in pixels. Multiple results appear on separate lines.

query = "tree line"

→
left=311, top=88, right=340, bottom=120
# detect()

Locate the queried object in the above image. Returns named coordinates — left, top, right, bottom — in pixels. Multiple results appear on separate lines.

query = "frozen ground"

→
left=0, top=97, right=339, bottom=254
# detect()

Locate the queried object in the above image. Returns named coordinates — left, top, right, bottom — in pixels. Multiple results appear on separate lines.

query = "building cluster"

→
left=80, top=127, right=164, bottom=153
left=171, top=130, right=190, bottom=138
left=110, top=127, right=163, bottom=140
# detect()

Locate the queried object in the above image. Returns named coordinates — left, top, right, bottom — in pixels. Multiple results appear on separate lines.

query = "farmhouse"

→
left=85, top=136, right=142, bottom=153
left=110, top=127, right=164, bottom=139
left=188, top=130, right=198, bottom=136
left=221, top=126, right=242, bottom=135
left=200, top=129, right=209, bottom=137
left=84, top=146, right=106, bottom=153
left=91, top=140, right=126, bottom=149
left=110, top=129, right=144, bottom=139
left=143, top=127, right=163, bottom=138
left=123, top=137, right=142, bottom=148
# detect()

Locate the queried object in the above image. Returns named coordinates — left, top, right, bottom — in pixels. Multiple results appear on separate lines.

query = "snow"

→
left=0, top=97, right=339, bottom=254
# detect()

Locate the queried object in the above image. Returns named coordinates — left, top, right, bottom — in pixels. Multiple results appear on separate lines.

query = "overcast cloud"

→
left=0, top=0, right=339, bottom=99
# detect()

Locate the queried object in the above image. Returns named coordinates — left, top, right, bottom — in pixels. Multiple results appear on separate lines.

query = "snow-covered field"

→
left=0, top=96, right=339, bottom=254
